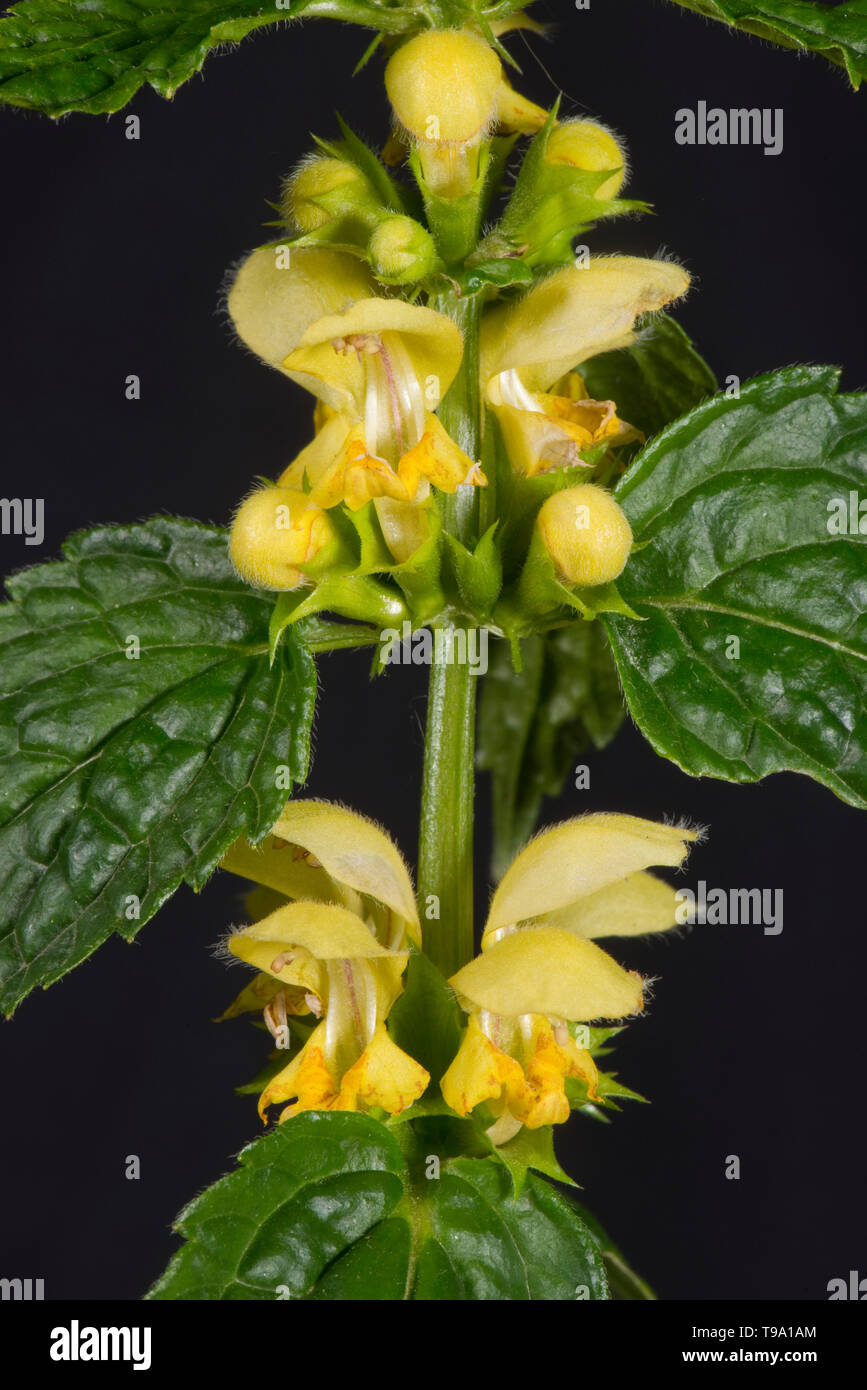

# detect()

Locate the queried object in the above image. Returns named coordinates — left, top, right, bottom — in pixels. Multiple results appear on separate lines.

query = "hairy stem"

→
left=418, top=289, right=483, bottom=977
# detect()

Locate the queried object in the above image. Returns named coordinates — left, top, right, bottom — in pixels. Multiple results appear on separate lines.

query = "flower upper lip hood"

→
left=453, top=926, right=645, bottom=1019
left=480, top=255, right=691, bottom=398
left=385, top=28, right=503, bottom=150
left=227, top=245, right=375, bottom=374
left=219, top=800, right=428, bottom=1122
left=222, top=797, right=421, bottom=945
left=442, top=814, right=698, bottom=1136
left=482, top=812, right=698, bottom=944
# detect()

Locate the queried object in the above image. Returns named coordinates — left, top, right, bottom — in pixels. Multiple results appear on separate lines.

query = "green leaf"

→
left=452, top=256, right=535, bottom=298
left=666, top=0, right=867, bottom=88
left=0, top=0, right=418, bottom=117
left=579, top=314, right=717, bottom=441
left=566, top=1201, right=657, bottom=1300
left=478, top=624, right=625, bottom=877
left=387, top=945, right=463, bottom=1083
left=148, top=1111, right=610, bottom=1300
left=604, top=366, right=867, bottom=809
left=0, top=517, right=316, bottom=1015
left=422, top=1156, right=608, bottom=1300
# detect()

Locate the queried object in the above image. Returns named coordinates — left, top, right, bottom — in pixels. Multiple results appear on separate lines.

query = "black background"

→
left=1, top=0, right=866, bottom=1302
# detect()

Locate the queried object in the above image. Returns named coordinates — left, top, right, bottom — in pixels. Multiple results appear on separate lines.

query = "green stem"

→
left=418, top=651, right=477, bottom=978
left=418, top=288, right=483, bottom=978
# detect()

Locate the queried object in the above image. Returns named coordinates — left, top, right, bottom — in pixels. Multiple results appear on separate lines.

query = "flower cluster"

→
left=443, top=814, right=697, bottom=1141
left=216, top=24, right=700, bottom=1154
left=225, top=25, right=689, bottom=640
left=220, top=801, right=429, bottom=1121
left=220, top=802, right=697, bottom=1142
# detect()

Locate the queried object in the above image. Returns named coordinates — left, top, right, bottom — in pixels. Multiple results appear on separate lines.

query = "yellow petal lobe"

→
left=542, top=870, right=683, bottom=939
left=441, top=1012, right=526, bottom=1117
left=512, top=1021, right=598, bottom=1128
left=481, top=255, right=690, bottom=395
left=332, top=1023, right=430, bottom=1114
left=451, top=927, right=644, bottom=1021
left=262, top=1028, right=338, bottom=1121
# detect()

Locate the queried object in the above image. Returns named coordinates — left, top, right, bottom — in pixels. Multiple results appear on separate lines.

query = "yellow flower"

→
left=385, top=28, right=547, bottom=197
left=220, top=801, right=429, bottom=1122
left=480, top=256, right=690, bottom=476
left=441, top=814, right=698, bottom=1140
left=278, top=296, right=486, bottom=511
left=228, top=244, right=485, bottom=517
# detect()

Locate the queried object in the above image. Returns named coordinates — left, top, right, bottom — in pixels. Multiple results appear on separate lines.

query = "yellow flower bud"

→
left=536, top=485, right=632, bottom=587
left=386, top=29, right=501, bottom=147
left=368, top=214, right=439, bottom=285
left=545, top=120, right=626, bottom=200
left=229, top=486, right=338, bottom=590
left=385, top=28, right=501, bottom=196
left=282, top=156, right=380, bottom=233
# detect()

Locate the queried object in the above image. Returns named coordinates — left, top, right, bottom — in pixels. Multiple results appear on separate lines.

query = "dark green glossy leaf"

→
left=579, top=314, right=717, bottom=441
left=0, top=517, right=316, bottom=1015
left=478, top=624, right=625, bottom=877
left=604, top=366, right=867, bottom=808
left=148, top=1111, right=610, bottom=1300
left=667, top=0, right=867, bottom=87
left=147, top=1111, right=407, bottom=1300
left=426, top=1158, right=608, bottom=1300
left=0, top=0, right=418, bottom=116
